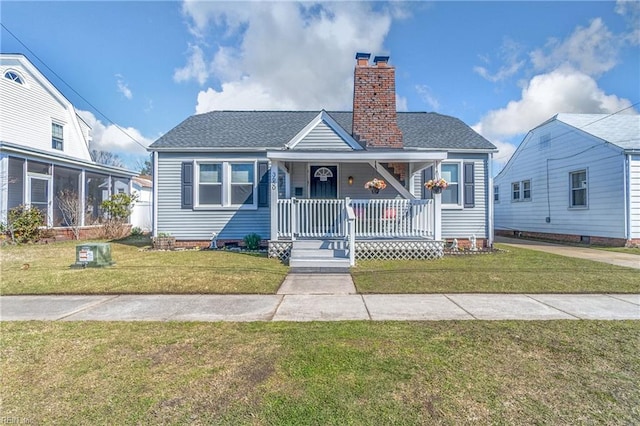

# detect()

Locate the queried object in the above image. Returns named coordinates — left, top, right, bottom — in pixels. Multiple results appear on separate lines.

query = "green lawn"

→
left=0, top=237, right=288, bottom=295
left=2, top=240, right=639, bottom=295
left=1, top=321, right=638, bottom=425
left=352, top=244, right=640, bottom=293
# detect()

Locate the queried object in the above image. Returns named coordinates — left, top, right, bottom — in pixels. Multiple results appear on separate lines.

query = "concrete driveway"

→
left=495, top=236, right=640, bottom=269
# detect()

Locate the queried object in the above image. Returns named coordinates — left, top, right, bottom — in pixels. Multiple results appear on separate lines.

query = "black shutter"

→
left=464, top=162, right=475, bottom=208
left=181, top=162, right=193, bottom=209
left=422, top=166, right=433, bottom=199
left=258, top=162, right=270, bottom=207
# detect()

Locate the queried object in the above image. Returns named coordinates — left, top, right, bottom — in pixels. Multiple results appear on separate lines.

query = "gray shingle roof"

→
left=149, top=111, right=496, bottom=151
left=555, top=113, right=640, bottom=150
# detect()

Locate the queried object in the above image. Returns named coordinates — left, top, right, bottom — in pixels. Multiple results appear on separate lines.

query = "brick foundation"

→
left=41, top=225, right=131, bottom=242
left=172, top=239, right=269, bottom=250
left=495, top=229, right=629, bottom=247
left=445, top=238, right=489, bottom=249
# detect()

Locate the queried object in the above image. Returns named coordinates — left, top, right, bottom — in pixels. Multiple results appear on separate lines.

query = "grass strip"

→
left=352, top=244, right=640, bottom=293
left=1, top=321, right=638, bottom=424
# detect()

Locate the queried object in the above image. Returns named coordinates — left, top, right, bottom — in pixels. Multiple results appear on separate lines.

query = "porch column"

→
left=80, top=169, right=86, bottom=226
left=269, top=160, right=280, bottom=240
left=434, top=161, right=442, bottom=241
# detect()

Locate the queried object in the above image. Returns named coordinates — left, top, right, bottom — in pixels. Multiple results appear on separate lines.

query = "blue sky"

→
left=2, top=1, right=638, bottom=172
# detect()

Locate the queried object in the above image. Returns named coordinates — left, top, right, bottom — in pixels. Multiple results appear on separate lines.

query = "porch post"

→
left=269, top=160, right=279, bottom=241
left=434, top=161, right=442, bottom=241
left=80, top=169, right=86, bottom=227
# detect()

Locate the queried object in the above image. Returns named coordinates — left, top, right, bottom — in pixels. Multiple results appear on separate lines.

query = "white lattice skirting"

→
left=268, top=241, right=292, bottom=262
left=355, top=240, right=444, bottom=260
left=270, top=239, right=444, bottom=263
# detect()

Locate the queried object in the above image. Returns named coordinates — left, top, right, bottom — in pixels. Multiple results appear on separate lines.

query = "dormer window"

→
left=4, top=70, right=24, bottom=85
left=52, top=122, right=64, bottom=150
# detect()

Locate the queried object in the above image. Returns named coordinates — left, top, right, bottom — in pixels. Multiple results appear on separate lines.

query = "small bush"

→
left=101, top=193, right=138, bottom=239
left=7, top=205, right=45, bottom=243
left=243, top=233, right=262, bottom=250
left=130, top=227, right=144, bottom=237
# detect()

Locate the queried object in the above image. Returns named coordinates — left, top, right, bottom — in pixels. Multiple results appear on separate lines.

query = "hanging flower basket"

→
left=425, top=178, right=448, bottom=194
left=364, top=178, right=387, bottom=194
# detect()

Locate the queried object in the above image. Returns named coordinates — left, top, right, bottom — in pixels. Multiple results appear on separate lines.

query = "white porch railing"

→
left=276, top=198, right=434, bottom=240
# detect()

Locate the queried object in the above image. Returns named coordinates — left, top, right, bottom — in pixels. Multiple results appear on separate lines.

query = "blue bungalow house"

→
left=148, top=53, right=497, bottom=268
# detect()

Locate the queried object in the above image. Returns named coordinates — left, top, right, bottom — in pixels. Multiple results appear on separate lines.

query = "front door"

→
left=310, top=165, right=337, bottom=199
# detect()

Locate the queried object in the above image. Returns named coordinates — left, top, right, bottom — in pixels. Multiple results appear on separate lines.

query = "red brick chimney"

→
left=352, top=52, right=403, bottom=149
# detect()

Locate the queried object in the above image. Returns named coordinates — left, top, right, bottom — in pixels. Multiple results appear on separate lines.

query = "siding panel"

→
left=441, top=157, right=488, bottom=238
left=294, top=121, right=353, bottom=150
left=157, top=152, right=270, bottom=240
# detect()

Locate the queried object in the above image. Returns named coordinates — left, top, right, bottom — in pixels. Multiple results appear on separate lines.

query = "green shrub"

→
left=7, top=205, right=45, bottom=243
left=130, top=226, right=144, bottom=237
left=243, top=233, right=262, bottom=250
left=100, top=193, right=138, bottom=239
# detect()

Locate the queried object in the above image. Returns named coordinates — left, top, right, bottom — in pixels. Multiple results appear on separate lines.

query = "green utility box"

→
left=72, top=243, right=114, bottom=268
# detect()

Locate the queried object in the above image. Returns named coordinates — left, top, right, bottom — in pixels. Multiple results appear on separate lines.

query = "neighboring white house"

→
left=0, top=53, right=137, bottom=236
left=494, top=113, right=640, bottom=247
left=131, top=175, right=152, bottom=232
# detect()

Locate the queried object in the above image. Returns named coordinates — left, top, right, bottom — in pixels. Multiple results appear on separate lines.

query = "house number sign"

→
left=271, top=170, right=277, bottom=190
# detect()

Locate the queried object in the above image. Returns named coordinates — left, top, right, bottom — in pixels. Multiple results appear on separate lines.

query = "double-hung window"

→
left=511, top=180, right=531, bottom=201
left=230, top=163, right=254, bottom=205
left=512, top=182, right=520, bottom=201
left=52, top=122, right=64, bottom=150
left=522, top=180, right=531, bottom=200
left=197, top=162, right=256, bottom=208
left=494, top=185, right=499, bottom=203
left=570, top=169, right=587, bottom=208
left=199, top=163, right=222, bottom=205
left=441, top=163, right=460, bottom=206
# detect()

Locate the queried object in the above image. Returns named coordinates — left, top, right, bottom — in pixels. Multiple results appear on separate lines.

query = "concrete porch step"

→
left=292, top=239, right=348, bottom=250
left=289, top=256, right=351, bottom=269
left=289, top=239, right=351, bottom=272
left=292, top=248, right=348, bottom=258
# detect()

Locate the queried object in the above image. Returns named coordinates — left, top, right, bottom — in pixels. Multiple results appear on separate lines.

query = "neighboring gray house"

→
left=0, top=53, right=136, bottom=238
left=149, top=53, right=497, bottom=267
left=494, top=113, right=640, bottom=247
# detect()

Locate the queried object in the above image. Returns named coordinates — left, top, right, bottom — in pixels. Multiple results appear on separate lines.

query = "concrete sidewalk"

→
left=2, top=292, right=638, bottom=322
left=495, top=236, right=640, bottom=269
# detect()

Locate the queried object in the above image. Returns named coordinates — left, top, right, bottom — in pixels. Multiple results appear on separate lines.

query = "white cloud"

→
left=396, top=95, right=408, bottom=112
left=616, top=0, right=640, bottom=45
left=473, top=67, right=634, bottom=140
left=195, top=78, right=298, bottom=113
left=489, top=139, right=518, bottom=169
left=115, top=74, right=132, bottom=99
left=178, top=1, right=400, bottom=112
left=530, top=18, right=619, bottom=76
left=77, top=110, right=152, bottom=155
left=414, top=84, right=440, bottom=111
left=173, top=44, right=209, bottom=85
left=473, top=38, right=525, bottom=82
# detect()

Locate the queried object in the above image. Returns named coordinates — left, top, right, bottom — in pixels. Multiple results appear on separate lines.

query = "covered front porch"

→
left=266, top=150, right=447, bottom=266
